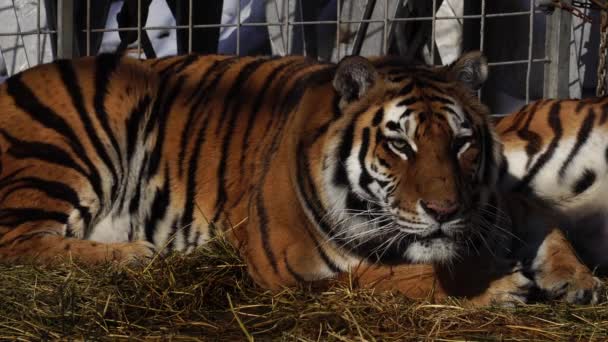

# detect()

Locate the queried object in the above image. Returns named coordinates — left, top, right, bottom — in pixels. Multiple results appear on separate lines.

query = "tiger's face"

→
left=322, top=52, right=500, bottom=265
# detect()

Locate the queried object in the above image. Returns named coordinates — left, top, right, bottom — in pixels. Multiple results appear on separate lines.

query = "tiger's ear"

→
left=447, top=51, right=488, bottom=91
left=333, top=56, right=378, bottom=105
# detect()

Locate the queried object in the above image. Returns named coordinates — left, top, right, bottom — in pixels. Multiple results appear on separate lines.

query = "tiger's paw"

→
left=535, top=268, right=603, bottom=305
left=109, top=240, right=156, bottom=265
left=470, top=263, right=533, bottom=307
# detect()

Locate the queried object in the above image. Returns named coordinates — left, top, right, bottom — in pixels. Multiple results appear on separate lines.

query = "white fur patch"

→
left=404, top=238, right=458, bottom=263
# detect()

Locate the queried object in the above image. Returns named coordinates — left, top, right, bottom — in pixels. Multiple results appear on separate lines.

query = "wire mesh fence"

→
left=0, top=0, right=605, bottom=114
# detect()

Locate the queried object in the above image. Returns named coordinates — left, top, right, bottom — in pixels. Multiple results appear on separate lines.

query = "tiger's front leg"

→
left=344, top=257, right=533, bottom=307
left=234, top=209, right=533, bottom=307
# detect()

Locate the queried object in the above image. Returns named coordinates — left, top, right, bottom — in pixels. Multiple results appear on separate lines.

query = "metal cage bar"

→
left=544, top=0, right=572, bottom=98
left=0, top=0, right=590, bottom=114
left=57, top=0, right=74, bottom=58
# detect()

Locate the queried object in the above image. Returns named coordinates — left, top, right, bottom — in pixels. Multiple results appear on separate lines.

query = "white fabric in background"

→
left=99, top=0, right=177, bottom=57
left=220, top=0, right=253, bottom=41
left=434, top=0, right=463, bottom=65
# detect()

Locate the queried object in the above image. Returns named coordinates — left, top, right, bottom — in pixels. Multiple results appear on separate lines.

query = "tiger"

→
left=496, top=97, right=608, bottom=282
left=0, top=50, right=600, bottom=306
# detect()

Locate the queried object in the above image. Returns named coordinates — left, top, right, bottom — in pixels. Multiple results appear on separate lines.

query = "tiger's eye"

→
left=388, top=139, right=414, bottom=159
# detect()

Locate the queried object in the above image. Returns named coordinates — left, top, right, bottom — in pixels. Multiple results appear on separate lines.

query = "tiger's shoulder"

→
left=495, top=96, right=608, bottom=209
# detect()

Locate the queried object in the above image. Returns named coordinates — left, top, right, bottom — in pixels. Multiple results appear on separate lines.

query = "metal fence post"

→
left=57, top=0, right=74, bottom=58
left=543, top=0, right=571, bottom=99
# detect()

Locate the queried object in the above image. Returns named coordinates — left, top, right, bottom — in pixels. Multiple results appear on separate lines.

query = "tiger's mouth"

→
left=418, top=229, right=448, bottom=240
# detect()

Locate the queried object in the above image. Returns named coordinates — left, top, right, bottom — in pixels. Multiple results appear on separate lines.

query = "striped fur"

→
left=0, top=51, right=600, bottom=305
left=497, top=98, right=608, bottom=292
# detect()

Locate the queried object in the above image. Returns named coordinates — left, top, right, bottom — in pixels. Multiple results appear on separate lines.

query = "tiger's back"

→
left=0, top=53, right=332, bottom=261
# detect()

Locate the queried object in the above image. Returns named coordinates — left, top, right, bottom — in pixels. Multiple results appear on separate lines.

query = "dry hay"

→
left=0, top=239, right=607, bottom=341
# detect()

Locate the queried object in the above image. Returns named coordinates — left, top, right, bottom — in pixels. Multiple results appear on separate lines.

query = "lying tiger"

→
left=0, top=51, right=602, bottom=306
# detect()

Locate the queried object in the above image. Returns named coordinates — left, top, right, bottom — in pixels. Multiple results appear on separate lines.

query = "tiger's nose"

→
left=420, top=200, right=460, bottom=223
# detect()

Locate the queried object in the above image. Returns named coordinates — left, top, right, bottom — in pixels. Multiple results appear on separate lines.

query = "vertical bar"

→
left=11, top=4, right=32, bottom=68
left=57, top=0, right=74, bottom=59
left=336, top=0, right=340, bottom=60
left=86, top=0, right=91, bottom=56
left=37, top=0, right=41, bottom=64
left=188, top=0, right=193, bottom=53
left=525, top=0, right=534, bottom=103
left=137, top=0, right=142, bottom=57
left=285, top=0, right=290, bottom=55
left=543, top=0, right=571, bottom=98
left=237, top=0, right=241, bottom=55
left=383, top=0, right=389, bottom=55
left=430, top=0, right=437, bottom=64
left=478, top=0, right=486, bottom=99
left=480, top=0, right=485, bottom=52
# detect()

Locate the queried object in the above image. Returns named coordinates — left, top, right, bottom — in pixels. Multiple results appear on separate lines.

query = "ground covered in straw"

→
left=1, top=240, right=607, bottom=341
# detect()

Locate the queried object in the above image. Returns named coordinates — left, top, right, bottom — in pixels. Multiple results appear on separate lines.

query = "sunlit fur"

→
left=318, top=60, right=503, bottom=265
left=0, top=51, right=499, bottom=272
left=0, top=53, right=600, bottom=305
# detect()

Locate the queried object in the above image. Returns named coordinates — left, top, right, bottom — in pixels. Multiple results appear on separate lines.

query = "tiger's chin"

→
left=403, top=236, right=461, bottom=264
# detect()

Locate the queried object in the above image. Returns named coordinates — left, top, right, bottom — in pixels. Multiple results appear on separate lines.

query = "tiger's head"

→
left=319, top=51, right=502, bottom=265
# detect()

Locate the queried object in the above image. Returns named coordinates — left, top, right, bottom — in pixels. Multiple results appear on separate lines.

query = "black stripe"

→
left=256, top=66, right=342, bottom=274
left=514, top=102, right=563, bottom=192
left=215, top=58, right=271, bottom=135
left=399, top=109, right=414, bottom=120
left=260, top=61, right=322, bottom=144
left=358, top=128, right=374, bottom=194
left=239, top=60, right=310, bottom=174
left=128, top=154, right=148, bottom=214
left=0, top=231, right=60, bottom=249
left=284, top=254, right=306, bottom=283
left=0, top=208, right=68, bottom=227
left=441, top=106, right=458, bottom=116
left=179, top=58, right=246, bottom=246
left=172, top=54, right=200, bottom=74
left=256, top=190, right=279, bottom=273
left=0, top=130, right=90, bottom=181
left=517, top=107, right=543, bottom=170
left=147, top=76, right=186, bottom=180
left=572, top=169, right=596, bottom=194
left=4, top=74, right=104, bottom=199
left=55, top=59, right=119, bottom=200
left=144, top=166, right=171, bottom=244
left=397, top=97, right=419, bottom=107
left=157, top=56, right=190, bottom=76
left=558, top=108, right=595, bottom=179
left=295, top=141, right=354, bottom=273
left=240, top=59, right=298, bottom=152
left=178, top=58, right=239, bottom=177
left=0, top=177, right=91, bottom=228
left=93, top=54, right=124, bottom=198
left=398, top=81, right=415, bottom=95
left=386, top=121, right=401, bottom=132
left=125, top=95, right=152, bottom=164
left=372, top=108, right=384, bottom=126
left=333, top=122, right=355, bottom=187
left=212, top=59, right=270, bottom=222
left=426, top=95, right=454, bottom=105
left=181, top=106, right=214, bottom=249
